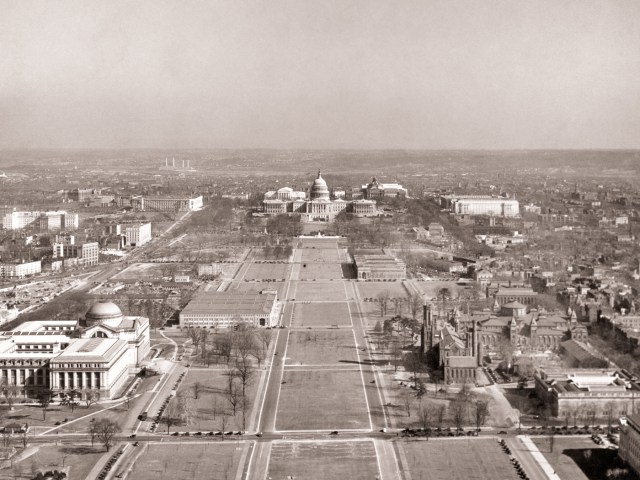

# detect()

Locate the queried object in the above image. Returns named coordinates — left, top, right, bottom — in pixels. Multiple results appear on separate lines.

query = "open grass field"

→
left=112, top=262, right=172, bottom=280
left=276, top=369, right=370, bottom=430
left=298, top=238, right=340, bottom=249
left=0, top=444, right=105, bottom=480
left=243, top=263, right=290, bottom=281
left=268, top=440, right=380, bottom=480
left=298, top=263, right=343, bottom=280
left=286, top=330, right=358, bottom=365
left=175, top=368, right=260, bottom=431
left=235, top=281, right=288, bottom=299
left=127, top=443, right=244, bottom=480
left=300, top=248, right=341, bottom=264
left=355, top=281, right=408, bottom=300
left=291, top=302, right=352, bottom=327
left=292, top=281, right=347, bottom=302
left=400, top=438, right=519, bottom=480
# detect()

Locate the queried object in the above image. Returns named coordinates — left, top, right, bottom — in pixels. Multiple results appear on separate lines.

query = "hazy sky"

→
left=1, top=1, right=639, bottom=149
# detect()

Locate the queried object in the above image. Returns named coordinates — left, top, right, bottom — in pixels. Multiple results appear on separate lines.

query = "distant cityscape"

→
left=0, top=150, right=639, bottom=479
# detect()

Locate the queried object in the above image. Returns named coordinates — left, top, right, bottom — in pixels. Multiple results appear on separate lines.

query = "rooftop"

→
left=182, top=291, right=277, bottom=316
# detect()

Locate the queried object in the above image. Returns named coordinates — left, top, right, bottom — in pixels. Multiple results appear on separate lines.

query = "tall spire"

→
left=317, top=170, right=322, bottom=178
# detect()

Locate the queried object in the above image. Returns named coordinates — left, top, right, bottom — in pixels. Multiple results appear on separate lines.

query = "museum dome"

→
left=86, top=301, right=124, bottom=326
left=310, top=171, right=330, bottom=200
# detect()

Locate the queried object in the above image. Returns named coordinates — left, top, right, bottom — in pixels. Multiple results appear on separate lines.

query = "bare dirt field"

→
left=244, top=263, right=290, bottom=281
left=286, top=330, right=358, bottom=365
left=112, top=262, right=173, bottom=280
left=276, top=369, right=370, bottom=430
left=400, top=438, right=519, bottom=480
left=0, top=444, right=105, bottom=480
left=292, top=281, right=347, bottom=302
left=268, top=440, right=380, bottom=480
left=127, top=443, right=244, bottom=480
left=291, top=302, right=352, bottom=327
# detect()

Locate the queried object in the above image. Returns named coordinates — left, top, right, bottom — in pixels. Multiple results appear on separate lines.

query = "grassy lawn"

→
left=355, top=281, right=408, bottom=300
left=244, top=263, right=290, bottom=281
left=235, top=281, right=288, bottom=300
left=298, top=263, right=343, bottom=280
left=531, top=437, right=636, bottom=480
left=299, top=249, right=341, bottom=263
left=400, top=438, right=518, bottom=480
left=0, top=444, right=106, bottom=480
left=268, top=440, right=379, bottom=480
left=286, top=330, right=358, bottom=365
left=276, top=369, right=370, bottom=430
left=293, top=281, right=347, bottom=302
left=291, top=302, right=352, bottom=327
left=173, top=368, right=260, bottom=432
left=127, top=443, right=244, bottom=480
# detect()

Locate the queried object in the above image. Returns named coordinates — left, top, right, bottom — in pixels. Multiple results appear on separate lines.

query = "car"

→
left=329, top=431, right=339, bottom=435
left=133, top=442, right=139, bottom=447
left=498, top=430, right=508, bottom=434
left=256, top=432, right=263, bottom=437
left=129, top=434, right=136, bottom=438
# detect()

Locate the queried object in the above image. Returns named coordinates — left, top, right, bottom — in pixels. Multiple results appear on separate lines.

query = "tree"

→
left=257, top=328, right=274, bottom=352
left=88, top=420, right=98, bottom=447
left=60, top=390, right=80, bottom=413
left=418, top=404, right=432, bottom=431
left=236, top=361, right=254, bottom=397
left=162, top=396, right=182, bottom=434
left=226, top=380, right=242, bottom=415
left=401, top=389, right=414, bottom=418
left=186, top=327, right=203, bottom=356
left=374, top=321, right=383, bottom=333
left=475, top=400, right=489, bottom=430
left=94, top=419, right=119, bottom=452
left=404, top=353, right=425, bottom=389
left=435, top=404, right=446, bottom=429
left=37, top=389, right=53, bottom=421
left=1, top=384, right=17, bottom=411
left=392, top=297, right=404, bottom=317
left=193, top=381, right=202, bottom=400
left=376, top=290, right=391, bottom=318
left=449, top=400, right=466, bottom=431
left=85, top=391, right=100, bottom=409
left=407, top=291, right=423, bottom=321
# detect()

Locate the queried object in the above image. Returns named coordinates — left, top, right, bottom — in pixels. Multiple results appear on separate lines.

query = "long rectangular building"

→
left=441, top=195, right=520, bottom=217
left=129, top=195, right=203, bottom=212
left=353, top=254, right=406, bottom=281
left=180, top=291, right=279, bottom=328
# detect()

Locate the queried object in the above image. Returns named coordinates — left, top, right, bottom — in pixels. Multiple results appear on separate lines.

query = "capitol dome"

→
left=86, top=301, right=124, bottom=326
left=310, top=171, right=330, bottom=200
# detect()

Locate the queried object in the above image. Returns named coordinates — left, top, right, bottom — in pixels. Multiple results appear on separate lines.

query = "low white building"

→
left=180, top=291, right=279, bottom=328
left=125, top=223, right=152, bottom=247
left=0, top=260, right=42, bottom=278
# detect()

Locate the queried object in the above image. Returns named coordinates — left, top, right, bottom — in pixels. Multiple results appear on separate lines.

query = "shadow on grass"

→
left=61, top=446, right=100, bottom=455
left=341, top=263, right=357, bottom=279
left=6, top=414, right=31, bottom=420
left=563, top=448, right=640, bottom=480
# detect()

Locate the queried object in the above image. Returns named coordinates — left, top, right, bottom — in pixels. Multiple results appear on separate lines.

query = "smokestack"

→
left=182, top=159, right=185, bottom=168
left=165, top=157, right=168, bottom=167
left=172, top=157, right=175, bottom=167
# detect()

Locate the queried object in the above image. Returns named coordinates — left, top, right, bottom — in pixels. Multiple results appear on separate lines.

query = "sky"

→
left=0, top=0, right=639, bottom=150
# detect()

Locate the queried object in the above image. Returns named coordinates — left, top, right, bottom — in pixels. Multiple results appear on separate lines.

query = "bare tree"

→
left=37, top=389, right=53, bottom=421
left=89, top=420, right=98, bottom=447
left=449, top=400, right=466, bottom=431
left=226, top=380, right=242, bottom=415
left=193, top=381, right=202, bottom=400
left=257, top=328, right=274, bottom=351
left=376, top=290, right=391, bottom=317
left=401, top=389, right=414, bottom=418
left=235, top=361, right=255, bottom=397
left=392, top=297, right=404, bottom=317
left=94, top=419, right=119, bottom=452
left=162, top=396, right=182, bottom=434
left=408, top=291, right=423, bottom=320
left=85, top=391, right=100, bottom=409
left=475, top=400, right=489, bottom=430
left=186, top=327, right=203, bottom=355
left=436, top=404, right=446, bottom=429
left=419, top=404, right=432, bottom=431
